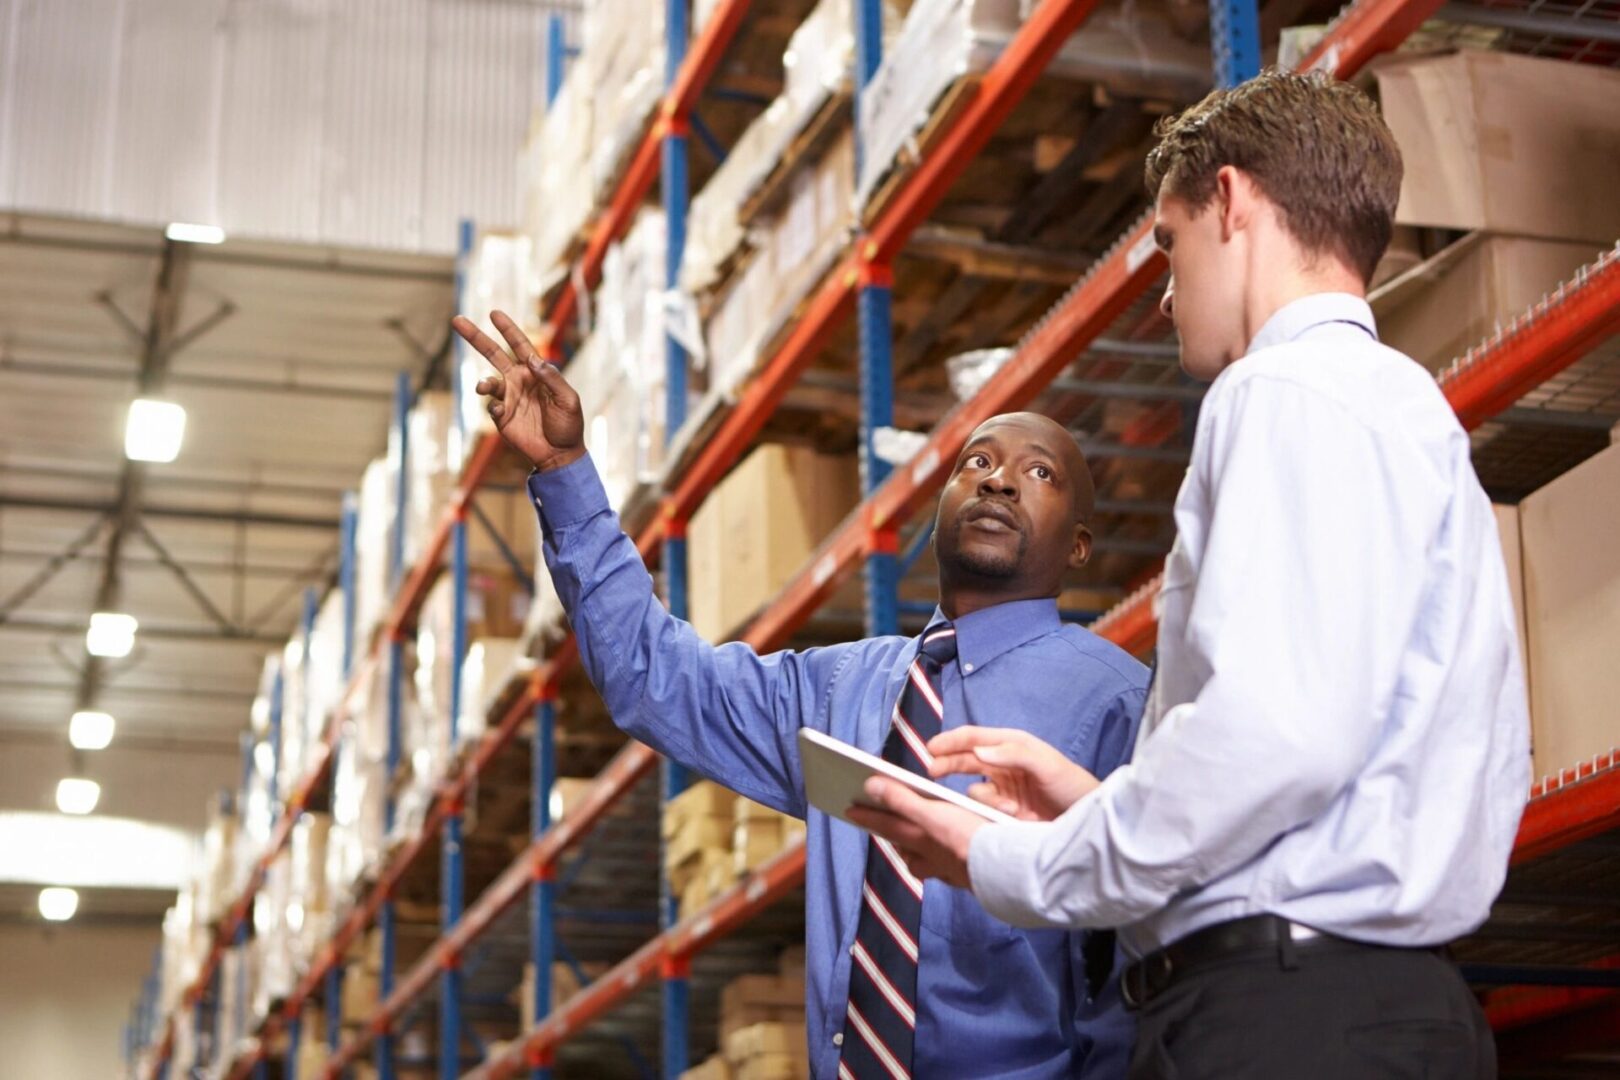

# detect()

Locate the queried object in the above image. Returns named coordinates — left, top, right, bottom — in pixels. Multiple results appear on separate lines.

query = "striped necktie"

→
left=839, top=623, right=957, bottom=1080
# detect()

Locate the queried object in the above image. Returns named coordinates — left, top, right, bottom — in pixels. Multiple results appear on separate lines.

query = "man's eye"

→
left=1034, top=465, right=1052, bottom=481
left=968, top=453, right=989, bottom=468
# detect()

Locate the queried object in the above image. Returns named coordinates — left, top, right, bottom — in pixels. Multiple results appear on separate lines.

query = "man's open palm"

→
left=450, top=310, right=586, bottom=472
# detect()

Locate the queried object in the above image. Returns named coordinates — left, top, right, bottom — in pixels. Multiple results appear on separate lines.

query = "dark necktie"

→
left=839, top=623, right=957, bottom=1079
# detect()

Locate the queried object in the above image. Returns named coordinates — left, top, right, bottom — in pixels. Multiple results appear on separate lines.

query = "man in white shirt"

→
left=850, top=69, right=1529, bottom=1078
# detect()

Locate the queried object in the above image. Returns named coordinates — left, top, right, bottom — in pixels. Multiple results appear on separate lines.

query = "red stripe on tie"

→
left=908, top=660, right=944, bottom=718
left=862, top=882, right=918, bottom=962
left=874, top=837, right=923, bottom=899
left=852, top=941, right=917, bottom=1028
left=847, top=1002, right=911, bottom=1080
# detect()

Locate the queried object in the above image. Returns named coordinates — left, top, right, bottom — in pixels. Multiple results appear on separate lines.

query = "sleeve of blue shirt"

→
left=528, top=453, right=849, bottom=818
left=1065, top=681, right=1147, bottom=1076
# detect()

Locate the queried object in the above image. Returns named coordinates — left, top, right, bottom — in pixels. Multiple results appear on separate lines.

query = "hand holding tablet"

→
left=799, top=728, right=1017, bottom=828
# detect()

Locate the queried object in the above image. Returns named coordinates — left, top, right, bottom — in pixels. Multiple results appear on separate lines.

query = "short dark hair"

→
left=1144, top=69, right=1403, bottom=284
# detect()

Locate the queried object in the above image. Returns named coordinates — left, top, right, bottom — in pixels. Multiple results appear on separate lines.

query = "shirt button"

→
left=833, top=1033, right=844, bottom=1047
left=962, top=662, right=975, bottom=673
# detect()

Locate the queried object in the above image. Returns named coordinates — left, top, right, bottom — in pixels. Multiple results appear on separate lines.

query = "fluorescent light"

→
left=86, top=612, right=138, bottom=658
left=165, top=222, right=225, bottom=244
left=38, top=887, right=79, bottom=922
left=69, top=711, right=116, bottom=750
left=125, top=398, right=187, bottom=463
left=0, top=813, right=193, bottom=889
left=55, top=778, right=101, bottom=816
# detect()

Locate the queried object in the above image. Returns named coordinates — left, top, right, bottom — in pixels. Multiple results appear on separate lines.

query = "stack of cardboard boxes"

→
left=1495, top=441, right=1620, bottom=782
left=665, top=782, right=741, bottom=920
left=1370, top=51, right=1620, bottom=371
left=682, top=950, right=811, bottom=1080
left=687, top=443, right=861, bottom=643
left=663, top=781, right=809, bottom=920
left=735, top=796, right=808, bottom=879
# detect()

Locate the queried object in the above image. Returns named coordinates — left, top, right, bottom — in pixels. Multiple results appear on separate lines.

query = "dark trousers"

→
left=1128, top=937, right=1496, bottom=1079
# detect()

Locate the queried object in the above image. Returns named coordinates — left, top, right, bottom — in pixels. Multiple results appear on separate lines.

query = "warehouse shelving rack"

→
left=134, top=0, right=1620, bottom=1075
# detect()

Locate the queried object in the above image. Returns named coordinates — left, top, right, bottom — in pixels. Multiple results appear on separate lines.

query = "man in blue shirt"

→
left=450, top=311, right=1149, bottom=1079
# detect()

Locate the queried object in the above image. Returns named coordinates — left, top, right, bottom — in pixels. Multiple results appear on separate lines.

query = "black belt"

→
left=1121, top=915, right=1399, bottom=1010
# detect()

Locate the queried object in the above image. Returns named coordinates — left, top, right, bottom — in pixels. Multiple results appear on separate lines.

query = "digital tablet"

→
left=799, top=727, right=1017, bottom=827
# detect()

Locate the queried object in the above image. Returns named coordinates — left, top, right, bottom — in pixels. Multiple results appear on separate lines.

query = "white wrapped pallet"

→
left=854, top=0, right=1017, bottom=211
left=251, top=851, right=294, bottom=1022
left=354, top=457, right=393, bottom=645
left=458, top=638, right=528, bottom=746
left=305, top=591, right=347, bottom=750
left=583, top=0, right=667, bottom=201
left=525, top=71, right=596, bottom=294
left=276, top=632, right=308, bottom=803
left=681, top=0, right=863, bottom=295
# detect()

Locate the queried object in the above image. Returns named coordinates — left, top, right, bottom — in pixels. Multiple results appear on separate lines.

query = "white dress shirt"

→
left=968, top=292, right=1532, bottom=957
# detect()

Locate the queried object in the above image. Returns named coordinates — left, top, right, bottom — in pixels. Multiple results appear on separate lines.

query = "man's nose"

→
left=1159, top=277, right=1175, bottom=320
left=978, top=468, right=1017, bottom=497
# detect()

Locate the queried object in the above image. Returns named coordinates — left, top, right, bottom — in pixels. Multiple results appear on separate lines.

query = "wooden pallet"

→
left=738, top=87, right=854, bottom=227
left=859, top=74, right=984, bottom=228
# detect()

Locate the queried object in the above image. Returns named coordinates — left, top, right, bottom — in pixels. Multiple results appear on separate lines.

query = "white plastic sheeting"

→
left=0, top=0, right=579, bottom=254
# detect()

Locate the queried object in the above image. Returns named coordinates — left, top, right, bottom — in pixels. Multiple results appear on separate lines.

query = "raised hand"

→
left=925, top=727, right=1100, bottom=822
left=449, top=310, right=586, bottom=472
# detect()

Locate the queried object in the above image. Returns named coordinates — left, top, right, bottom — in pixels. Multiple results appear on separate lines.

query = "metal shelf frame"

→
left=136, top=0, right=1620, bottom=1072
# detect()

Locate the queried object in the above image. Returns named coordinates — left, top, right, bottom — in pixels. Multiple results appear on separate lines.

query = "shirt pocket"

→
left=919, top=881, right=1020, bottom=950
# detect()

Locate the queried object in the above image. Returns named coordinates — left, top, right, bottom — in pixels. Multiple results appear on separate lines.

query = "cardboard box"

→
left=720, top=974, right=806, bottom=1021
left=779, top=946, right=806, bottom=986
left=681, top=1055, right=735, bottom=1080
left=1372, top=233, right=1603, bottom=373
left=725, top=1021, right=808, bottom=1063
left=737, top=1053, right=807, bottom=1080
left=664, top=782, right=740, bottom=838
left=1520, top=442, right=1620, bottom=780
left=688, top=444, right=860, bottom=642
left=667, top=817, right=734, bottom=873
left=518, top=961, right=609, bottom=1029
left=467, top=487, right=542, bottom=576
left=341, top=967, right=380, bottom=1027
left=1374, top=50, right=1620, bottom=245
left=1494, top=505, right=1529, bottom=678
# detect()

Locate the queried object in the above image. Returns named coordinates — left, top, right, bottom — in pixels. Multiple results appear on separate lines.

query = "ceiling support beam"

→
left=0, top=493, right=337, bottom=531
left=76, top=239, right=189, bottom=713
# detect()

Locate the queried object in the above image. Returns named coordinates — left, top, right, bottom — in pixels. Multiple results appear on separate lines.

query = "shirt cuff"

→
left=526, top=452, right=611, bottom=531
left=968, top=818, right=1062, bottom=930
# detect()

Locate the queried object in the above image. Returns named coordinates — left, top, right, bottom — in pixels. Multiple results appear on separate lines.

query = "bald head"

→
left=967, top=413, right=1095, bottom=525
left=932, top=411, right=1097, bottom=617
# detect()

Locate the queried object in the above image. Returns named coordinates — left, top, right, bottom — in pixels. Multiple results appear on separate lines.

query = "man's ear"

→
left=1068, top=524, right=1093, bottom=571
left=1215, top=165, right=1254, bottom=242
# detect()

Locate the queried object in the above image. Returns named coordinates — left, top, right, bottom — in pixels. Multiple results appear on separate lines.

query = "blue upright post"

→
left=546, top=14, right=567, bottom=107
left=440, top=511, right=470, bottom=1078
left=285, top=1010, right=302, bottom=1080
left=852, top=0, right=900, bottom=638
left=267, top=669, right=284, bottom=819
left=329, top=496, right=357, bottom=1068
left=1211, top=0, right=1261, bottom=87
left=660, top=0, right=694, bottom=1073
left=440, top=218, right=475, bottom=1080
left=530, top=698, right=558, bottom=1080
left=377, top=372, right=410, bottom=1080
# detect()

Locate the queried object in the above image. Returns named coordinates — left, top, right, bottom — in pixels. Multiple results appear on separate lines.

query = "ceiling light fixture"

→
left=38, top=887, right=79, bottom=922
left=55, top=778, right=101, bottom=816
left=164, top=222, right=225, bottom=245
left=69, top=711, right=116, bottom=750
left=86, top=612, right=138, bottom=658
left=124, top=398, right=187, bottom=463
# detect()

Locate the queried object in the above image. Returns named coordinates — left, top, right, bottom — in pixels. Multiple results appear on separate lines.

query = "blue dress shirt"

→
left=529, top=454, right=1149, bottom=1079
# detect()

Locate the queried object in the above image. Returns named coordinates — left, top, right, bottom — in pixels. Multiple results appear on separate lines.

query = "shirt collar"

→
left=924, top=597, right=1063, bottom=674
left=1244, top=292, right=1377, bottom=357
